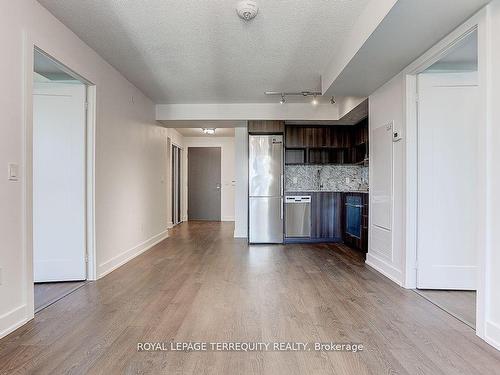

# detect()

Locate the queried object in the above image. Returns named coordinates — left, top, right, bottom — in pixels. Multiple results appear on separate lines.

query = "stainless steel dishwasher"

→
left=285, top=196, right=311, bottom=238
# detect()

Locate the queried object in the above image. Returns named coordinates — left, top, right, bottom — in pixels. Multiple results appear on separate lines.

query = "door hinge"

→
left=84, top=102, right=89, bottom=110
left=85, top=254, right=89, bottom=263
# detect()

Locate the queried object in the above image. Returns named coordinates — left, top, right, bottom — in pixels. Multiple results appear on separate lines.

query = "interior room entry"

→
left=172, top=144, right=182, bottom=225
left=33, top=51, right=87, bottom=283
left=416, top=70, right=479, bottom=290
left=188, top=147, right=221, bottom=221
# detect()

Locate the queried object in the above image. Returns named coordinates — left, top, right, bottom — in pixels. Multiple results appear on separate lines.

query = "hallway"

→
left=0, top=222, right=499, bottom=374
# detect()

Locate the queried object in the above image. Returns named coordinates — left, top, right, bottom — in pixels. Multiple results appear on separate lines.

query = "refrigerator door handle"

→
left=280, top=174, right=284, bottom=196
left=280, top=198, right=284, bottom=219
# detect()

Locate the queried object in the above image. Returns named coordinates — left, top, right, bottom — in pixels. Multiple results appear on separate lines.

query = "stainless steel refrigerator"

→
left=248, top=135, right=284, bottom=243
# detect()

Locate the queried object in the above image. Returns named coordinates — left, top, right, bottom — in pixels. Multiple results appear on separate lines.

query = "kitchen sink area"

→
left=283, top=120, right=369, bottom=253
left=246, top=116, right=369, bottom=252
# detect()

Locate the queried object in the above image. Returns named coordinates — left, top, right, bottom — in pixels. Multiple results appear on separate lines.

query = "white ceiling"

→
left=175, top=128, right=235, bottom=137
left=34, top=50, right=77, bottom=81
left=37, top=0, right=370, bottom=104
left=324, top=0, right=489, bottom=97
left=428, top=30, right=478, bottom=71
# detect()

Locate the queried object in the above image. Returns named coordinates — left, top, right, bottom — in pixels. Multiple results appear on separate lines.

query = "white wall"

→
left=0, top=0, right=168, bottom=338
left=156, top=103, right=339, bottom=121
left=234, top=128, right=248, bottom=238
left=182, top=137, right=235, bottom=222
left=485, top=0, right=500, bottom=350
left=367, top=73, right=406, bottom=285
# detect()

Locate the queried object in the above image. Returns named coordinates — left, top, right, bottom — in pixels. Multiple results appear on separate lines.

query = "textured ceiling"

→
left=37, top=0, right=370, bottom=104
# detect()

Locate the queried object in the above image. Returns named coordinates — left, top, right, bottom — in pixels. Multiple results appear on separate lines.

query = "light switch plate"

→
left=8, top=163, right=19, bottom=181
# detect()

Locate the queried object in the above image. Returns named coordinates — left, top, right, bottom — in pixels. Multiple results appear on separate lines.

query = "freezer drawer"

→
left=249, top=197, right=283, bottom=243
left=285, top=196, right=311, bottom=238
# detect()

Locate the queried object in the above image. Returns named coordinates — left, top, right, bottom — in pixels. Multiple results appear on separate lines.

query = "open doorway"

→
left=414, top=30, right=478, bottom=328
left=32, top=50, right=89, bottom=312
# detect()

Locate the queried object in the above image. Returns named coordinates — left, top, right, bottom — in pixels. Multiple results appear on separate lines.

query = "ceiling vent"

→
left=236, top=1, right=259, bottom=21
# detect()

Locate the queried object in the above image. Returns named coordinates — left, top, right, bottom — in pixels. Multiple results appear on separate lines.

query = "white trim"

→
left=97, top=229, right=168, bottom=278
left=86, top=85, right=97, bottom=281
left=485, top=321, right=500, bottom=351
left=221, top=217, right=235, bottom=222
left=0, top=305, right=29, bottom=339
left=366, top=253, right=403, bottom=286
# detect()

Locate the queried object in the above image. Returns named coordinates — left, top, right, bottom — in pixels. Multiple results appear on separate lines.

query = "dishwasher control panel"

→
left=285, top=196, right=311, bottom=203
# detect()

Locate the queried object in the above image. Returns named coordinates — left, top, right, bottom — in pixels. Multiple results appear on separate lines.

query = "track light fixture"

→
left=264, top=90, right=322, bottom=104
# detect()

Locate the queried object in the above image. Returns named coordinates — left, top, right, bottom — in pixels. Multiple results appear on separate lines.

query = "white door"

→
left=417, top=72, right=479, bottom=289
left=33, top=82, right=87, bottom=282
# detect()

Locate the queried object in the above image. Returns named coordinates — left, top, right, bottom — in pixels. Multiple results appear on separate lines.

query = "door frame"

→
left=23, top=40, right=97, bottom=321
left=404, top=11, right=488, bottom=339
left=171, top=143, right=183, bottom=225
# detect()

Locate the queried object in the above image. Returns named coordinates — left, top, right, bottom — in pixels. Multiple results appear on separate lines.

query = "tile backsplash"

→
left=285, top=165, right=369, bottom=192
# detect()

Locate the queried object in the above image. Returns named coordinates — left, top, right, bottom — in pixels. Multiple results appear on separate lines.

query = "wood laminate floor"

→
left=34, top=281, right=86, bottom=312
left=1, top=221, right=499, bottom=374
left=415, top=289, right=476, bottom=329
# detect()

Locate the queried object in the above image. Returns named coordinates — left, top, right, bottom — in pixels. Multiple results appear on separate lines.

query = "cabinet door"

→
left=311, top=192, right=342, bottom=239
left=285, top=127, right=304, bottom=148
left=248, top=120, right=284, bottom=134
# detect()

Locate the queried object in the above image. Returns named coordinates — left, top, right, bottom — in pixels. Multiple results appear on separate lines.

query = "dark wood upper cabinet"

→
left=285, top=126, right=304, bottom=147
left=284, top=120, right=368, bottom=165
left=248, top=120, right=284, bottom=134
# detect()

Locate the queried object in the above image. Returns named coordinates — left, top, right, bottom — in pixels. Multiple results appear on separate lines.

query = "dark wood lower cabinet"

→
left=342, top=192, right=368, bottom=253
left=285, top=191, right=368, bottom=253
left=311, top=192, right=342, bottom=241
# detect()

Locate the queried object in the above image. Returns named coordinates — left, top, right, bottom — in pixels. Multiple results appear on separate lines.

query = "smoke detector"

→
left=236, top=1, right=259, bottom=21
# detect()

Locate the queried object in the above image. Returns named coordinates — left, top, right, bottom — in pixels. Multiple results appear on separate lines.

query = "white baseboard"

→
left=97, top=229, right=169, bottom=278
left=167, top=221, right=174, bottom=229
left=221, top=217, right=235, bottom=222
left=366, top=252, right=403, bottom=286
left=485, top=320, right=500, bottom=351
left=0, top=304, right=29, bottom=339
